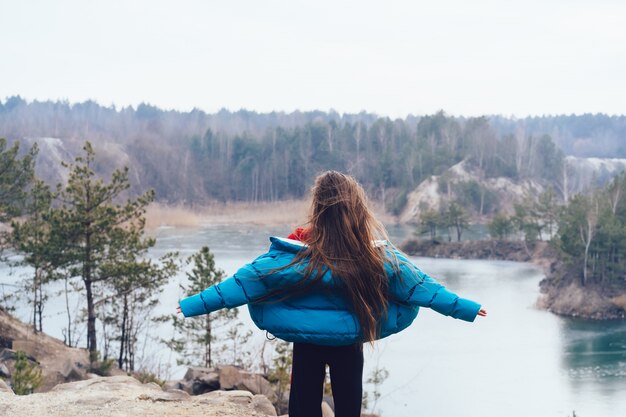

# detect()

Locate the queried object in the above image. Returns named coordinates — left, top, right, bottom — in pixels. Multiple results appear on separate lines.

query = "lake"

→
left=1, top=223, right=625, bottom=417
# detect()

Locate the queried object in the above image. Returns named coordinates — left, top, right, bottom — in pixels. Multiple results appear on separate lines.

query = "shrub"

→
left=134, top=371, right=165, bottom=386
left=12, top=351, right=42, bottom=395
left=89, top=358, right=116, bottom=376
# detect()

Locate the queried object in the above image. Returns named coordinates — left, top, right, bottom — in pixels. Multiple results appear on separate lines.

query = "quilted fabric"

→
left=179, top=237, right=481, bottom=345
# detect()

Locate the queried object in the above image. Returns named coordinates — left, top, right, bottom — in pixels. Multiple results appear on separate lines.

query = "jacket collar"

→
left=269, top=236, right=388, bottom=254
left=269, top=236, right=307, bottom=253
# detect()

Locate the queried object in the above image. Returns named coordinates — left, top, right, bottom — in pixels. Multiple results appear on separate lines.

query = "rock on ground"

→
left=184, top=366, right=220, bottom=394
left=0, top=379, right=13, bottom=394
left=0, top=375, right=276, bottom=417
left=0, top=309, right=90, bottom=391
left=218, top=365, right=243, bottom=390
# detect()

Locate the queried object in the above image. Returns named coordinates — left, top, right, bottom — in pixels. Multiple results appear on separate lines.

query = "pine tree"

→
left=446, top=202, right=470, bottom=242
left=0, top=138, right=37, bottom=223
left=488, top=213, right=514, bottom=240
left=418, top=209, right=442, bottom=240
left=97, top=231, right=179, bottom=371
left=163, top=246, right=240, bottom=368
left=51, top=141, right=157, bottom=363
left=1, top=139, right=38, bottom=311
left=11, top=180, right=58, bottom=333
left=11, top=351, right=42, bottom=395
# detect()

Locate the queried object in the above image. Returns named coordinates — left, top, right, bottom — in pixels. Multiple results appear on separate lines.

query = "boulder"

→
left=184, top=366, right=220, bottom=394
left=179, top=379, right=194, bottom=395
left=0, top=311, right=91, bottom=392
left=251, top=394, right=277, bottom=416
left=164, top=388, right=192, bottom=400
left=238, top=373, right=276, bottom=401
left=11, top=341, right=39, bottom=359
left=137, top=389, right=190, bottom=402
left=0, top=348, right=16, bottom=362
left=0, top=349, right=39, bottom=369
left=195, top=389, right=253, bottom=406
left=183, top=366, right=218, bottom=381
left=0, top=375, right=276, bottom=416
left=48, top=376, right=152, bottom=407
left=59, top=359, right=84, bottom=382
left=51, top=375, right=144, bottom=392
left=162, top=380, right=183, bottom=391
left=0, top=363, right=10, bottom=379
left=218, top=365, right=243, bottom=389
left=191, top=375, right=219, bottom=395
left=0, top=378, right=14, bottom=394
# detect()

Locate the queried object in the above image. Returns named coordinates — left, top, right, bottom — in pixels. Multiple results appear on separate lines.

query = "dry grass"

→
left=4, top=199, right=395, bottom=233
left=144, top=204, right=206, bottom=229
left=144, top=199, right=397, bottom=230
left=144, top=200, right=309, bottom=230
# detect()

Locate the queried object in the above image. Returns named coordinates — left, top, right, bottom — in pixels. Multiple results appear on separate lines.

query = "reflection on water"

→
left=560, top=318, right=626, bottom=392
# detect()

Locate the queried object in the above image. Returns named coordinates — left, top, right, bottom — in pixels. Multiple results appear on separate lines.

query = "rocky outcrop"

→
left=538, top=260, right=626, bottom=320
left=399, top=160, right=543, bottom=223
left=0, top=309, right=90, bottom=391
left=537, top=281, right=626, bottom=320
left=0, top=375, right=277, bottom=417
left=0, top=309, right=371, bottom=416
left=172, top=365, right=277, bottom=401
left=400, top=175, right=443, bottom=223
left=182, top=366, right=220, bottom=394
left=0, top=378, right=13, bottom=394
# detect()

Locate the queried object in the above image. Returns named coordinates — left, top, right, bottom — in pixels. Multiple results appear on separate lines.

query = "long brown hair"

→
left=288, top=171, right=391, bottom=342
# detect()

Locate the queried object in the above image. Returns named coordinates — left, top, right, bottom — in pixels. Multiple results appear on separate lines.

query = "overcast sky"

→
left=1, top=0, right=625, bottom=118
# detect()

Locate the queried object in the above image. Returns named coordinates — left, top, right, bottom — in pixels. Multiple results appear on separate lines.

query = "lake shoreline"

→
left=399, top=238, right=558, bottom=269
left=399, top=238, right=626, bottom=320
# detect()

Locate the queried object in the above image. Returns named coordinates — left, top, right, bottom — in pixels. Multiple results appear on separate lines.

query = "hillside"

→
left=3, top=98, right=626, bottom=215
left=16, top=137, right=626, bottom=226
left=398, top=160, right=545, bottom=223
left=0, top=97, right=626, bottom=210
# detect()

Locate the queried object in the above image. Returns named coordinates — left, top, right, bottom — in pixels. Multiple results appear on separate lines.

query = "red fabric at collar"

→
left=288, top=227, right=311, bottom=242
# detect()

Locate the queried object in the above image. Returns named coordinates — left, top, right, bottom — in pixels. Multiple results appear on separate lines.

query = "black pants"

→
left=289, top=342, right=364, bottom=417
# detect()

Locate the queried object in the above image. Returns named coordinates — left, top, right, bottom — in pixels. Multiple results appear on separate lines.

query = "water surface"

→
left=2, top=224, right=624, bottom=417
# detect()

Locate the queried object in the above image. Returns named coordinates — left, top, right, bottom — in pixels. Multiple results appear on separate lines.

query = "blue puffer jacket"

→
left=179, top=237, right=482, bottom=346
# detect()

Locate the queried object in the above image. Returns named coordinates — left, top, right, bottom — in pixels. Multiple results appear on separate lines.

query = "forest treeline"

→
left=4, top=96, right=617, bottom=209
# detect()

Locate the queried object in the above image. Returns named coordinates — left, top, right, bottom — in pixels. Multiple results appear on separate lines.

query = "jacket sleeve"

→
left=179, top=253, right=276, bottom=318
left=388, top=250, right=481, bottom=322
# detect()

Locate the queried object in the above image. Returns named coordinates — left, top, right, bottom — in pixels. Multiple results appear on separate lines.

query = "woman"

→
left=177, top=170, right=487, bottom=417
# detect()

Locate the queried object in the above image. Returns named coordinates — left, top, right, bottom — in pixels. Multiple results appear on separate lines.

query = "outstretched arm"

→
left=389, top=251, right=485, bottom=322
left=177, top=252, right=279, bottom=317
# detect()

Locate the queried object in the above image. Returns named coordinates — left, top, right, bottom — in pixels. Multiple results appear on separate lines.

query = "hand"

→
left=477, top=307, right=487, bottom=317
left=176, top=304, right=182, bottom=315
